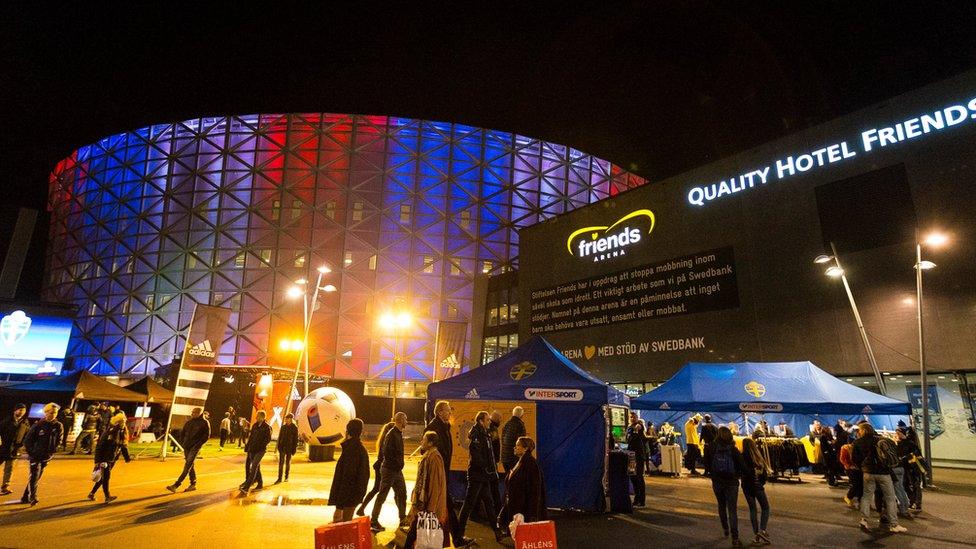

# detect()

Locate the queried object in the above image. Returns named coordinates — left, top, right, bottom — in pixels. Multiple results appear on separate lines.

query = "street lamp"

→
left=815, top=243, right=887, bottom=394
left=283, top=264, right=337, bottom=416
left=915, top=230, right=948, bottom=485
left=379, top=300, right=413, bottom=416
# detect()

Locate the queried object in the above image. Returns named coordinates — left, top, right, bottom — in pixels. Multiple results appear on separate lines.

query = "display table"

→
left=659, top=444, right=682, bottom=477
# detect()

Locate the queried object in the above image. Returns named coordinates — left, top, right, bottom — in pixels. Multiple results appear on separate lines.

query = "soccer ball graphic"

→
left=295, top=387, right=356, bottom=445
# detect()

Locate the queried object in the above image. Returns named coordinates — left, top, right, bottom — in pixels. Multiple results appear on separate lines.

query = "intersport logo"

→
left=524, top=388, right=583, bottom=401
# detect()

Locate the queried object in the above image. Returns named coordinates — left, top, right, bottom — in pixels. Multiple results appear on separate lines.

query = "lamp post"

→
left=815, top=243, right=887, bottom=394
left=379, top=299, right=412, bottom=416
left=284, top=265, right=337, bottom=416
left=915, top=230, right=947, bottom=485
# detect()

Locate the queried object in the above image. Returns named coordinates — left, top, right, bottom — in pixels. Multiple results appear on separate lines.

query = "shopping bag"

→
left=314, top=516, right=371, bottom=549
left=415, top=511, right=443, bottom=549
left=514, top=520, right=557, bottom=549
left=90, top=463, right=104, bottom=483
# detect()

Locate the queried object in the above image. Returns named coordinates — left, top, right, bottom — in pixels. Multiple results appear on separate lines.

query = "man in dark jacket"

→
left=1, top=404, right=30, bottom=495
left=370, top=411, right=407, bottom=531
left=275, top=413, right=299, bottom=484
left=627, top=420, right=648, bottom=507
left=240, top=410, right=272, bottom=495
left=458, top=411, right=505, bottom=543
left=699, top=414, right=718, bottom=476
left=166, top=407, right=211, bottom=493
left=58, top=406, right=75, bottom=450
left=425, top=400, right=468, bottom=547
left=852, top=423, right=905, bottom=533
left=500, top=406, right=526, bottom=473
left=328, top=419, right=370, bottom=523
left=20, top=403, right=63, bottom=505
left=71, top=405, right=99, bottom=455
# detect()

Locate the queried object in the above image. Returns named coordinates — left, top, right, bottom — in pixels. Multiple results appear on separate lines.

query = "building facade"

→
left=44, top=113, right=646, bottom=395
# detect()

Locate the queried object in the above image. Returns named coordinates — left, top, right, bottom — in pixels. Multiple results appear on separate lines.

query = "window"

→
left=422, top=255, right=435, bottom=274
left=352, top=201, right=364, bottom=221
left=482, top=260, right=493, bottom=274
left=344, top=251, right=353, bottom=266
left=213, top=293, right=224, bottom=305
left=186, top=254, right=197, bottom=269
left=234, top=253, right=245, bottom=268
left=260, top=249, right=272, bottom=266
left=325, top=200, right=336, bottom=220
left=488, top=306, right=498, bottom=327
left=294, top=253, right=306, bottom=268
left=400, top=204, right=412, bottom=223
left=448, top=302, right=459, bottom=319
left=509, top=302, right=519, bottom=322
left=368, top=254, right=377, bottom=270
left=460, top=210, right=471, bottom=229
left=89, top=302, right=97, bottom=316
left=272, top=199, right=281, bottom=221
left=499, top=303, right=509, bottom=323
left=291, top=199, right=302, bottom=220
left=230, top=295, right=241, bottom=311
left=450, top=259, right=461, bottom=276
left=145, top=294, right=154, bottom=310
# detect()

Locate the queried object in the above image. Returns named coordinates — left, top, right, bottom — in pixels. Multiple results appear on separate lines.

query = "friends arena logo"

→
left=0, top=310, right=32, bottom=347
left=566, top=209, right=655, bottom=263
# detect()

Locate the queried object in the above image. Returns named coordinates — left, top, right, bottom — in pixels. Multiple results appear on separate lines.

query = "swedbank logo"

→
left=566, top=209, right=655, bottom=262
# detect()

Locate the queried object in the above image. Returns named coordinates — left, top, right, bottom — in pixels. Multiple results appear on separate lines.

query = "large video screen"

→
left=0, top=304, right=74, bottom=375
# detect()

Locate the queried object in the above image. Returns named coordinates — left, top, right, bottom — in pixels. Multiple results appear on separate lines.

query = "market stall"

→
left=426, top=335, right=629, bottom=512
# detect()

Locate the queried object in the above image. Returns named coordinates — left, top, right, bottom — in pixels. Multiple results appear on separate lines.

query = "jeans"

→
left=91, top=463, right=112, bottom=497
left=847, top=469, right=863, bottom=501
left=891, top=467, right=909, bottom=513
left=174, top=447, right=200, bottom=486
left=711, top=478, right=740, bottom=538
left=631, top=458, right=646, bottom=505
left=458, top=478, right=497, bottom=536
left=72, top=430, right=95, bottom=454
left=861, top=473, right=898, bottom=526
left=359, top=463, right=382, bottom=509
left=219, top=429, right=228, bottom=447
left=277, top=452, right=292, bottom=481
left=1, top=458, right=15, bottom=488
left=22, top=460, right=47, bottom=502
left=905, top=465, right=923, bottom=508
left=743, top=485, right=770, bottom=534
left=243, top=451, right=265, bottom=490
left=370, top=467, right=407, bottom=522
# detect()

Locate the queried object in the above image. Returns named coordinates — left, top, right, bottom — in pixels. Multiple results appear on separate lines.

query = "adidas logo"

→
left=862, top=405, right=873, bottom=413
left=659, top=402, right=670, bottom=410
left=187, top=339, right=217, bottom=358
left=440, top=353, right=461, bottom=369
left=465, top=388, right=479, bottom=399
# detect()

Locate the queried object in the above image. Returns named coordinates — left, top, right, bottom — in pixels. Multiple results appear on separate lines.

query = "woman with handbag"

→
left=497, top=436, right=547, bottom=535
left=88, top=413, right=130, bottom=503
left=404, top=431, right=449, bottom=548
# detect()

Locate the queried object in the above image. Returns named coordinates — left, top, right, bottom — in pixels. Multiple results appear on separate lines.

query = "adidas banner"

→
left=434, top=320, right=467, bottom=381
left=169, top=303, right=231, bottom=429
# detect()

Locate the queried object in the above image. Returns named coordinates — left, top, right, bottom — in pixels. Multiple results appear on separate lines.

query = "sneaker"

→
left=752, top=535, right=763, bottom=546
left=29, top=499, right=38, bottom=506
left=369, top=521, right=384, bottom=532
left=274, top=479, right=282, bottom=485
left=355, top=506, right=366, bottom=517
left=284, top=477, right=288, bottom=482
left=889, top=525, right=907, bottom=534
left=723, top=529, right=730, bottom=538
left=458, top=537, right=475, bottom=547
left=843, top=496, right=854, bottom=507
left=0, top=487, right=11, bottom=495
left=238, top=489, right=249, bottom=498
left=184, top=484, right=196, bottom=492
left=104, top=495, right=118, bottom=503
left=859, top=518, right=870, bottom=532
left=166, top=485, right=178, bottom=493
left=758, top=530, right=771, bottom=544
left=731, top=538, right=743, bottom=547
left=87, top=492, right=96, bottom=501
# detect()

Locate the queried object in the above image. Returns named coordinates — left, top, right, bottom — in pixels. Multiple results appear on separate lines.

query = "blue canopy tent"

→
left=631, top=361, right=911, bottom=447
left=427, top=336, right=628, bottom=512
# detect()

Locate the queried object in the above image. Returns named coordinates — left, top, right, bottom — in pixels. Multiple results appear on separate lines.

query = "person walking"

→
left=240, top=410, right=272, bottom=495
left=500, top=406, right=526, bottom=474
left=0, top=404, right=30, bottom=495
left=237, top=417, right=250, bottom=448
left=839, top=441, right=861, bottom=508
left=704, top=426, right=746, bottom=546
left=219, top=412, right=231, bottom=450
left=486, top=411, right=503, bottom=521
left=404, top=431, right=449, bottom=549
left=700, top=414, right=718, bottom=476
left=425, top=400, right=468, bottom=547
left=852, top=423, right=907, bottom=534
left=20, top=403, right=63, bottom=506
left=328, top=419, right=370, bottom=523
left=357, top=419, right=395, bottom=516
left=896, top=427, right=923, bottom=512
left=275, top=413, right=299, bottom=483
left=457, top=411, right=505, bottom=543
left=684, top=414, right=702, bottom=475
left=166, top=407, right=210, bottom=493
left=71, top=406, right=99, bottom=455
left=88, top=413, right=130, bottom=503
left=740, top=437, right=771, bottom=545
left=58, top=406, right=75, bottom=451
left=497, top=436, right=546, bottom=533
left=370, top=412, right=408, bottom=532
left=626, top=419, right=647, bottom=507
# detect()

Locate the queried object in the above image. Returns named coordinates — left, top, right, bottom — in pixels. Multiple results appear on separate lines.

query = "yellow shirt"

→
left=684, top=419, right=700, bottom=447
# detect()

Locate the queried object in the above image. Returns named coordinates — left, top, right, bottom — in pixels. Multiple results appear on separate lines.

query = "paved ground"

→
left=0, top=442, right=974, bottom=548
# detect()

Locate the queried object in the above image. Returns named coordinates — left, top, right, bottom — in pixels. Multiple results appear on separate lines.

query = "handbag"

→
left=91, top=463, right=104, bottom=483
left=415, top=510, right=443, bottom=549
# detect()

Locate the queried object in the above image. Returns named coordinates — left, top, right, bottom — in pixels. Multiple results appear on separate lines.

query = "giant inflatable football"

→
left=295, top=387, right=356, bottom=445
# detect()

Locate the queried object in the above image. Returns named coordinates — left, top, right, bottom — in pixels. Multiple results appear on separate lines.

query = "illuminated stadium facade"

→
left=44, top=114, right=646, bottom=387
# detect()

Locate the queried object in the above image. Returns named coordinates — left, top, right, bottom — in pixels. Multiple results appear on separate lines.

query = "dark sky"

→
left=4, top=2, right=976, bottom=210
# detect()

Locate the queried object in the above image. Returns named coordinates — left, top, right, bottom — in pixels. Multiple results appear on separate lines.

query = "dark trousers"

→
left=277, top=452, right=293, bottom=480
left=370, top=467, right=407, bottom=522
left=360, top=464, right=382, bottom=509
left=458, top=478, right=498, bottom=535
left=219, top=429, right=229, bottom=447
left=175, top=447, right=200, bottom=486
left=743, top=486, right=769, bottom=534
left=711, top=478, right=740, bottom=538
left=631, top=459, right=646, bottom=505
left=61, top=423, right=71, bottom=448
left=243, top=451, right=264, bottom=489
left=905, top=465, right=923, bottom=508
left=702, top=443, right=712, bottom=474
left=91, top=463, right=113, bottom=497
left=847, top=469, right=863, bottom=501
left=685, top=445, right=701, bottom=473
left=72, top=430, right=95, bottom=454
left=22, top=460, right=47, bottom=503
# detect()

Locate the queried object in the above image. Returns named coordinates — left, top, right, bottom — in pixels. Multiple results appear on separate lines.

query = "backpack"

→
left=875, top=437, right=899, bottom=469
left=712, top=445, right=735, bottom=475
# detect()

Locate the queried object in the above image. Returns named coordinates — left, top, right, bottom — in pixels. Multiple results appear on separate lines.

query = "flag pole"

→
left=161, top=305, right=197, bottom=460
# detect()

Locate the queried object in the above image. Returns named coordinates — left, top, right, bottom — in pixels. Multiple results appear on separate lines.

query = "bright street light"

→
left=322, top=284, right=337, bottom=293
left=923, top=231, right=949, bottom=248
left=813, top=254, right=833, bottom=264
left=825, top=265, right=844, bottom=277
left=286, top=286, right=304, bottom=299
left=284, top=264, right=335, bottom=416
left=916, top=260, right=936, bottom=270
left=317, top=265, right=331, bottom=274
left=379, top=300, right=413, bottom=415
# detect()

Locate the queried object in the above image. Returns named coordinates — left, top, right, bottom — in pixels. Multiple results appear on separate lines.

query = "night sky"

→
left=4, top=2, right=976, bottom=210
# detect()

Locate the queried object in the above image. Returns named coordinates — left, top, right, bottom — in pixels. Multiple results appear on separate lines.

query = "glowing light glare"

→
left=257, top=372, right=274, bottom=397
left=825, top=266, right=845, bottom=278
left=923, top=232, right=949, bottom=247
left=916, top=260, right=936, bottom=270
left=295, top=278, right=308, bottom=285
left=286, top=286, right=304, bottom=299
left=279, top=338, right=304, bottom=351
left=379, top=310, right=413, bottom=329
left=317, top=265, right=331, bottom=274
left=813, top=254, right=834, bottom=264
left=902, top=297, right=915, bottom=305
left=322, top=284, right=337, bottom=292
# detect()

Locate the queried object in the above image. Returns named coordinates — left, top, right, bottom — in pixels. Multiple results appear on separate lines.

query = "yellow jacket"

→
left=684, top=419, right=700, bottom=447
